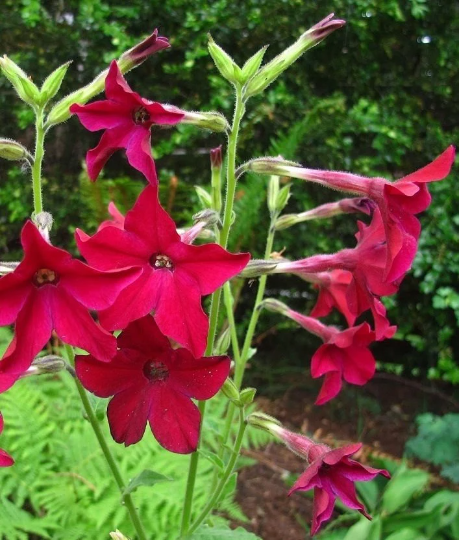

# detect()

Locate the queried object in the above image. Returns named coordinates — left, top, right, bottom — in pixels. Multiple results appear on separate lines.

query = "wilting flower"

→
left=263, top=299, right=376, bottom=404
left=0, top=414, right=14, bottom=467
left=77, top=185, right=250, bottom=358
left=76, top=316, right=230, bottom=453
left=0, top=221, right=139, bottom=392
left=70, top=61, right=185, bottom=184
left=253, top=417, right=388, bottom=535
left=246, top=146, right=455, bottom=281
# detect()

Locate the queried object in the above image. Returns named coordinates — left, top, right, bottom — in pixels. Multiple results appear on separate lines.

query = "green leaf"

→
left=356, top=478, right=380, bottom=512
left=343, top=516, right=381, bottom=540
left=382, top=465, right=429, bottom=514
left=208, top=34, right=242, bottom=85
left=385, top=528, right=428, bottom=540
left=122, top=469, right=173, bottom=496
left=187, top=525, right=262, bottom=539
left=384, top=510, right=442, bottom=533
left=198, top=449, right=225, bottom=471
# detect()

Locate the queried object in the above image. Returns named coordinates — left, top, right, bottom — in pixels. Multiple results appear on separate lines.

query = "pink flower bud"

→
left=118, top=29, right=170, bottom=71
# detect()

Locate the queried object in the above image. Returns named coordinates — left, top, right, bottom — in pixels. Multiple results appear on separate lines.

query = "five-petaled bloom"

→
left=0, top=413, right=14, bottom=467
left=270, top=425, right=389, bottom=535
left=77, top=185, right=250, bottom=358
left=75, top=315, right=231, bottom=453
left=70, top=61, right=185, bottom=184
left=263, top=299, right=377, bottom=404
left=0, top=221, right=140, bottom=392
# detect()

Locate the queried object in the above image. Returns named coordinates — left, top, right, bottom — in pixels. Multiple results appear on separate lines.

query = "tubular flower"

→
left=0, top=221, right=140, bottom=392
left=253, top=146, right=455, bottom=281
left=274, top=209, right=398, bottom=340
left=263, top=299, right=376, bottom=404
left=70, top=61, right=185, bottom=184
left=76, top=185, right=250, bottom=358
left=75, top=315, right=230, bottom=453
left=268, top=424, right=389, bottom=535
left=0, top=414, right=14, bottom=467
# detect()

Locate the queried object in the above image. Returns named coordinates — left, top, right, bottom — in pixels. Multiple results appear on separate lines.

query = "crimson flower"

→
left=0, top=221, right=139, bottom=392
left=98, top=202, right=125, bottom=231
left=76, top=315, right=230, bottom=453
left=76, top=186, right=250, bottom=358
left=0, top=414, right=14, bottom=467
left=268, top=146, right=455, bottom=281
left=270, top=425, right=389, bottom=535
left=263, top=299, right=376, bottom=404
left=70, top=61, right=185, bottom=184
left=274, top=209, right=397, bottom=340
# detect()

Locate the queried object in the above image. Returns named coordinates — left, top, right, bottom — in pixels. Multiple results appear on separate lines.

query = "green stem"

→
left=180, top=86, right=246, bottom=537
left=223, top=282, right=241, bottom=363
left=65, top=346, right=148, bottom=540
left=187, top=409, right=247, bottom=536
left=31, top=107, right=45, bottom=215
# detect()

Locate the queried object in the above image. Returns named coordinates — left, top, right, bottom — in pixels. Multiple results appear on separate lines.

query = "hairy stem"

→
left=31, top=107, right=45, bottom=214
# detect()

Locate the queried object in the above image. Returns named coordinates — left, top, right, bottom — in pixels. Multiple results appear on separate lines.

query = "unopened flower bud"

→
left=180, top=110, right=229, bottom=133
left=39, top=61, right=72, bottom=105
left=267, top=175, right=280, bottom=215
left=0, top=56, right=41, bottom=106
left=110, top=531, right=130, bottom=540
left=221, top=378, right=241, bottom=403
left=241, top=46, right=269, bottom=84
left=193, top=209, right=220, bottom=227
left=0, top=261, right=19, bottom=274
left=244, top=14, right=345, bottom=99
left=246, top=411, right=282, bottom=432
left=240, top=387, right=256, bottom=406
left=261, top=297, right=289, bottom=316
left=237, top=156, right=300, bottom=179
left=21, top=355, right=66, bottom=378
left=195, top=185, right=212, bottom=209
left=339, top=197, right=376, bottom=216
left=211, top=146, right=223, bottom=212
left=118, top=29, right=170, bottom=71
left=0, top=138, right=31, bottom=161
left=214, top=327, right=231, bottom=355
left=208, top=34, right=242, bottom=85
left=240, top=259, right=278, bottom=278
left=276, top=184, right=291, bottom=213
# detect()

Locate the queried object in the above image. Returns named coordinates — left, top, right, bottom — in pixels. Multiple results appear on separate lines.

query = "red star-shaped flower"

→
left=0, top=221, right=139, bottom=392
left=270, top=426, right=389, bottom=535
left=75, top=315, right=230, bottom=453
left=0, top=414, right=14, bottom=467
left=263, top=299, right=377, bottom=404
left=76, top=186, right=250, bottom=358
left=70, top=61, right=185, bottom=184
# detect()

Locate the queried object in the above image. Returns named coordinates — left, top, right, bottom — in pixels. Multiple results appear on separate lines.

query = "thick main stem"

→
left=180, top=87, right=246, bottom=537
left=31, top=107, right=45, bottom=215
left=66, top=346, right=147, bottom=540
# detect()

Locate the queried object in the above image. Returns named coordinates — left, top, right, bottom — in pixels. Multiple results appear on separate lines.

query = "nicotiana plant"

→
left=0, top=13, right=455, bottom=540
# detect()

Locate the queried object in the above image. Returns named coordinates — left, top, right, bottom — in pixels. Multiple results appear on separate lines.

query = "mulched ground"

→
left=233, top=373, right=458, bottom=540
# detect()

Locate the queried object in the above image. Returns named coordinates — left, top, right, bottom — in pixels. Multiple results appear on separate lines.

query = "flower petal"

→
left=116, top=315, right=171, bottom=356
left=51, top=288, right=117, bottom=361
left=149, top=385, right=201, bottom=453
left=107, top=384, right=152, bottom=446
left=0, top=449, right=14, bottom=467
left=104, top=61, right=141, bottom=106
left=70, top=100, right=133, bottom=131
left=125, top=125, right=157, bottom=184
left=311, top=487, right=336, bottom=536
left=168, top=349, right=230, bottom=400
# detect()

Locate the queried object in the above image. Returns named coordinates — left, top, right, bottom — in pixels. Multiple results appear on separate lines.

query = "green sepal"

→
left=208, top=35, right=242, bottom=85
left=241, top=46, right=268, bottom=84
left=39, top=61, right=72, bottom=106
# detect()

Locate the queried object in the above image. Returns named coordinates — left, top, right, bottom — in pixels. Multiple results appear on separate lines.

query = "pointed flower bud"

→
left=214, top=326, right=231, bottom=356
left=195, top=185, right=213, bottom=209
left=117, top=29, right=170, bottom=71
left=180, top=110, right=229, bottom=132
left=0, top=138, right=32, bottom=162
left=20, top=355, right=66, bottom=378
left=237, top=156, right=301, bottom=178
left=0, top=56, right=41, bottom=106
left=240, top=387, right=256, bottom=406
left=240, top=259, right=278, bottom=278
left=241, top=46, right=269, bottom=84
left=274, top=197, right=375, bottom=230
left=211, top=145, right=223, bottom=212
left=267, top=175, right=280, bottom=215
left=221, top=377, right=240, bottom=403
left=244, top=14, right=345, bottom=99
left=208, top=34, right=242, bottom=85
left=39, top=61, right=72, bottom=106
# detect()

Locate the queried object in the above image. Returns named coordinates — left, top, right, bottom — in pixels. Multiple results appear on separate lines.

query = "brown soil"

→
left=234, top=373, right=458, bottom=540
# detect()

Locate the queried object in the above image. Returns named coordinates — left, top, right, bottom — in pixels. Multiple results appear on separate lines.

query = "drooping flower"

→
left=263, top=299, right=376, bottom=404
left=0, top=414, right=14, bottom=467
left=75, top=315, right=230, bottom=453
left=70, top=61, right=185, bottom=184
left=273, top=209, right=398, bottom=340
left=76, top=185, right=250, bottom=358
left=245, top=146, right=455, bottom=281
left=0, top=221, right=139, bottom=392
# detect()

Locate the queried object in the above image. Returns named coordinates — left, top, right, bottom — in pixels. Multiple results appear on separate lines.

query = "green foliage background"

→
left=0, top=3, right=458, bottom=378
